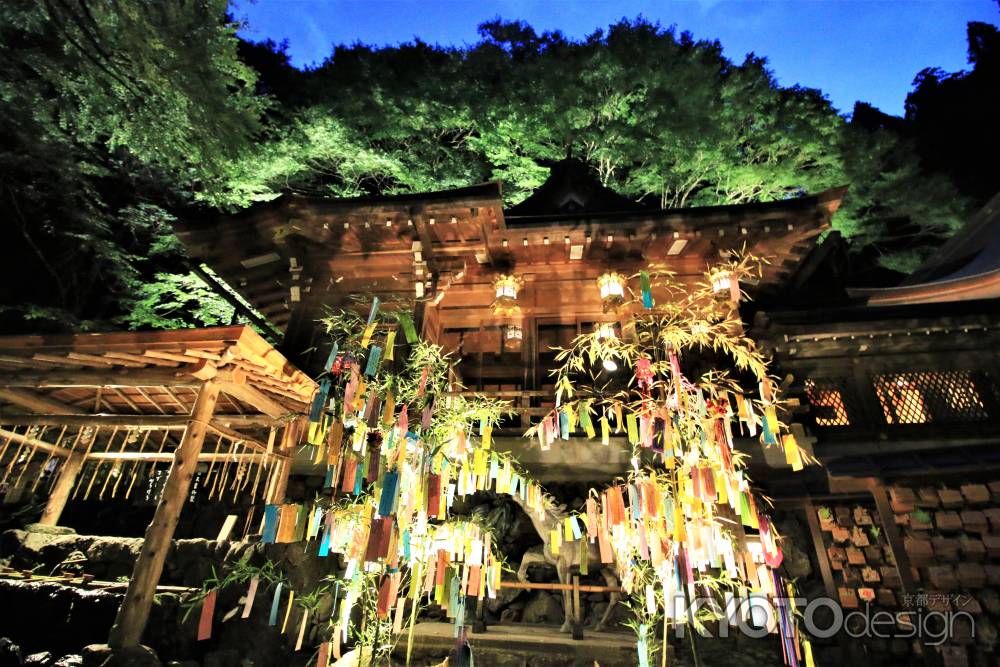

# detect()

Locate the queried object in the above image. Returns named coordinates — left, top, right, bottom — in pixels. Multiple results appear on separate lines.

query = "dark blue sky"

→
left=231, top=0, right=998, bottom=116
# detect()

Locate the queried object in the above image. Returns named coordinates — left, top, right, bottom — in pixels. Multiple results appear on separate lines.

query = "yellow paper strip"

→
left=360, top=323, right=377, bottom=348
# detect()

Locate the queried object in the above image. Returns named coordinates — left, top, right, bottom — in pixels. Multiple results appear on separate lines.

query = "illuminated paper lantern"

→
left=595, top=322, right=617, bottom=340
left=491, top=274, right=523, bottom=315
left=597, top=272, right=626, bottom=311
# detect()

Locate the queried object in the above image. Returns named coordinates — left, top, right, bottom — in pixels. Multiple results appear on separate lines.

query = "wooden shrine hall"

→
left=174, top=160, right=847, bottom=387
left=0, top=325, right=317, bottom=649
left=172, top=160, right=845, bottom=482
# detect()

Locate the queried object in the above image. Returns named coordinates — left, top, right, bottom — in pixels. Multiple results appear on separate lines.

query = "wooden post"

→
left=267, top=458, right=290, bottom=504
left=472, top=594, right=486, bottom=634
left=802, top=500, right=838, bottom=599
left=869, top=480, right=916, bottom=595
left=38, top=451, right=85, bottom=526
left=108, top=380, right=221, bottom=650
left=571, top=574, right=583, bottom=640
left=265, top=423, right=295, bottom=504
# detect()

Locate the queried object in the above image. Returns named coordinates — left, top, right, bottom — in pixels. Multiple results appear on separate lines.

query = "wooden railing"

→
left=472, top=577, right=623, bottom=640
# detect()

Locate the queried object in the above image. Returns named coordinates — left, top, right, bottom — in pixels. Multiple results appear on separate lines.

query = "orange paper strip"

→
left=197, top=590, right=217, bottom=641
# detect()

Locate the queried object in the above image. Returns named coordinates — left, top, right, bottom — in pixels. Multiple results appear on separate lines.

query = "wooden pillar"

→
left=869, top=480, right=916, bottom=595
left=266, top=423, right=295, bottom=504
left=267, top=458, right=290, bottom=504
left=472, top=594, right=486, bottom=633
left=108, top=380, right=221, bottom=650
left=571, top=574, right=583, bottom=640
left=38, top=451, right=85, bottom=526
left=803, top=500, right=838, bottom=599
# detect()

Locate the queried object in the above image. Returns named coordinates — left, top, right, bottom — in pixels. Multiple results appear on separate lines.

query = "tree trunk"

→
left=108, top=380, right=221, bottom=649
left=38, top=451, right=85, bottom=526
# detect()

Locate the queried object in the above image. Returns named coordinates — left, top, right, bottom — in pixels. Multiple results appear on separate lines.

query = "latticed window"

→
left=873, top=371, right=991, bottom=425
left=804, top=378, right=853, bottom=426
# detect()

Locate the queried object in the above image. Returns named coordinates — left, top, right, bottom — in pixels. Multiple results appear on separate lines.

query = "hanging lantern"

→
left=597, top=272, right=626, bottom=312
left=595, top=322, right=618, bottom=371
left=491, top=274, right=523, bottom=315
left=595, top=322, right=617, bottom=340
left=710, top=268, right=732, bottom=294
left=505, top=324, right=523, bottom=341
left=710, top=267, right=742, bottom=304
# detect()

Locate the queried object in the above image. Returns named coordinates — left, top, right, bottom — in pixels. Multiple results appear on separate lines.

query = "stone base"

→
left=25, top=524, right=77, bottom=536
left=82, top=644, right=161, bottom=667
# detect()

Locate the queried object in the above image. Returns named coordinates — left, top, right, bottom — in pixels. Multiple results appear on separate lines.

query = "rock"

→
left=0, top=530, right=27, bottom=559
left=520, top=592, right=564, bottom=624
left=499, top=607, right=520, bottom=623
left=201, top=651, right=238, bottom=667
left=776, top=524, right=812, bottom=579
left=23, top=654, right=51, bottom=667
left=978, top=589, right=1000, bottom=616
left=81, top=644, right=160, bottom=667
left=0, top=638, right=22, bottom=667
left=976, top=616, right=998, bottom=649
left=52, top=657, right=81, bottom=667
left=24, top=525, right=76, bottom=537
left=484, top=582, right=523, bottom=614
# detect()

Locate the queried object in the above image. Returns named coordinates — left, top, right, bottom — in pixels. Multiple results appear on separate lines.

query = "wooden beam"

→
left=0, top=388, right=82, bottom=415
left=108, top=380, right=221, bottom=650
left=869, top=480, right=916, bottom=596
left=265, top=457, right=291, bottom=504
left=0, top=369, right=209, bottom=388
left=38, top=451, right=85, bottom=526
left=803, top=500, right=838, bottom=599
left=0, top=413, right=278, bottom=429
left=190, top=263, right=284, bottom=342
left=0, top=367, right=252, bottom=389
left=0, top=428, right=74, bottom=459
left=219, top=382, right=292, bottom=419
left=87, top=451, right=279, bottom=463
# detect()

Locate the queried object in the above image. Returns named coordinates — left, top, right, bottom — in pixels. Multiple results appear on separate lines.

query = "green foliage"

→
left=0, top=11, right=983, bottom=332
left=0, top=0, right=263, bottom=331
left=209, top=18, right=971, bottom=274
left=3, top=0, right=263, bottom=179
left=318, top=303, right=513, bottom=449
left=117, top=271, right=235, bottom=330
left=836, top=122, right=971, bottom=270
left=181, top=553, right=283, bottom=622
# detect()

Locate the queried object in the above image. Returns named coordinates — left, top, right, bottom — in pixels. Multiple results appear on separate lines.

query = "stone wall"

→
left=0, top=529, right=340, bottom=666
left=786, top=479, right=1000, bottom=667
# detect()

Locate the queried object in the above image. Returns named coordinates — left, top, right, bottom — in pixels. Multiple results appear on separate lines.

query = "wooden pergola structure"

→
left=0, top=325, right=317, bottom=649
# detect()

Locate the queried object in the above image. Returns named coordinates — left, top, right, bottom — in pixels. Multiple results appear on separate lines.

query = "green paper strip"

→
left=397, top=312, right=418, bottom=343
left=626, top=412, right=639, bottom=445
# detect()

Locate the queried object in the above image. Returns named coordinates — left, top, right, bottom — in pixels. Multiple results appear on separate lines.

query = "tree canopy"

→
left=1, top=6, right=995, bottom=333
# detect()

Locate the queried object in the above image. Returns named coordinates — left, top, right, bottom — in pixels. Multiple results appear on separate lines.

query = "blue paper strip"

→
left=268, top=582, right=283, bottom=626
left=309, top=378, right=331, bottom=422
left=262, top=504, right=280, bottom=544
left=761, top=411, right=777, bottom=445
left=366, top=297, right=380, bottom=326
left=628, top=484, right=641, bottom=520
left=318, top=528, right=331, bottom=557
left=364, top=345, right=382, bottom=377
left=378, top=471, right=399, bottom=516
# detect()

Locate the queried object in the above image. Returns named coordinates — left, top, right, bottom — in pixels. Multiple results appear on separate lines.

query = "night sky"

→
left=231, top=0, right=998, bottom=117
